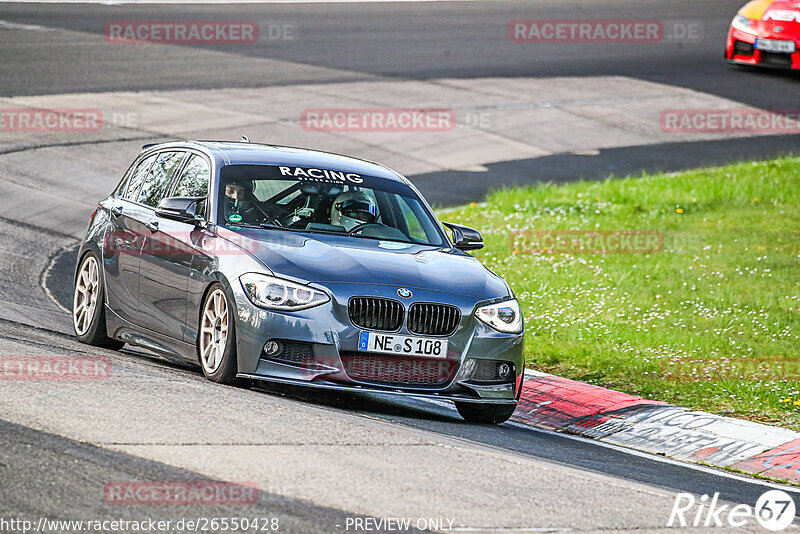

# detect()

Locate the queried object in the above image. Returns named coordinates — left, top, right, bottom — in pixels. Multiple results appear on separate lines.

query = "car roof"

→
left=142, top=140, right=406, bottom=183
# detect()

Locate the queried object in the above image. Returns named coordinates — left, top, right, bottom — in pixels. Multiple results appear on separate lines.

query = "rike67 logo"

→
left=668, top=490, right=796, bottom=531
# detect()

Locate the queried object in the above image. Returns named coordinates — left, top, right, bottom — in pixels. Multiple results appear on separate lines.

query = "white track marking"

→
left=413, top=397, right=800, bottom=493
left=0, top=20, right=56, bottom=32
left=40, top=247, right=73, bottom=315
left=507, top=417, right=800, bottom=493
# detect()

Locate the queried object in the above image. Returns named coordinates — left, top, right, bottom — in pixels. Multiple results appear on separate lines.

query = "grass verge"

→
left=440, top=157, right=800, bottom=430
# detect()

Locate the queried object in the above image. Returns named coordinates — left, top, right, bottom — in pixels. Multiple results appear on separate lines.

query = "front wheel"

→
left=72, top=252, right=124, bottom=349
left=456, top=402, right=516, bottom=424
left=198, top=284, right=249, bottom=388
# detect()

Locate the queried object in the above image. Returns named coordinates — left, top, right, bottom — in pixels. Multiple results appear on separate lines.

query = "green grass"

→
left=439, top=158, right=800, bottom=430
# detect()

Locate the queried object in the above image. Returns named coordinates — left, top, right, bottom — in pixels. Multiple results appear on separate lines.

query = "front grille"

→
left=341, top=352, right=455, bottom=386
left=733, top=40, right=754, bottom=56
left=760, top=51, right=793, bottom=68
left=263, top=340, right=315, bottom=365
left=348, top=297, right=404, bottom=332
left=470, top=360, right=514, bottom=383
left=407, top=303, right=461, bottom=336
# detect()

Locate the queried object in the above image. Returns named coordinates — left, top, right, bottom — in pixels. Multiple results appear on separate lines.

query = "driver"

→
left=222, top=179, right=258, bottom=223
left=331, top=190, right=379, bottom=231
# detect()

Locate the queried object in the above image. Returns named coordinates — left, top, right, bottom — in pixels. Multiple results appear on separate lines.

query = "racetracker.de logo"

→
left=300, top=108, right=456, bottom=132
left=0, top=356, right=111, bottom=380
left=510, top=230, right=663, bottom=255
left=103, top=231, right=259, bottom=256
left=0, top=108, right=102, bottom=132
left=510, top=19, right=662, bottom=43
left=104, top=481, right=259, bottom=506
left=509, top=19, right=702, bottom=43
left=660, top=357, right=800, bottom=382
left=661, top=109, right=800, bottom=134
left=104, top=20, right=259, bottom=44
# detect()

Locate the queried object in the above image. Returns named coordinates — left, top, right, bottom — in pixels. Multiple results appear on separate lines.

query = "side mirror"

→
left=443, top=222, right=484, bottom=251
left=156, top=196, right=205, bottom=224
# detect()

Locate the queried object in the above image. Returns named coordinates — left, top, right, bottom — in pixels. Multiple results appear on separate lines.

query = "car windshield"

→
left=217, top=164, right=446, bottom=246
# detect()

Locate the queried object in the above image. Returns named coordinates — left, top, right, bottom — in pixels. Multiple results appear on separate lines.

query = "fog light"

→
left=263, top=340, right=283, bottom=356
left=498, top=363, right=512, bottom=379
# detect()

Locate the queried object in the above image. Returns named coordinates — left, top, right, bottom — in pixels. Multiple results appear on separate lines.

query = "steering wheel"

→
left=251, top=202, right=287, bottom=227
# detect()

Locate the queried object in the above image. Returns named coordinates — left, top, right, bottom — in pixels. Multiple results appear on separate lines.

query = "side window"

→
left=123, top=154, right=156, bottom=201
left=172, top=154, right=210, bottom=217
left=138, top=151, right=185, bottom=208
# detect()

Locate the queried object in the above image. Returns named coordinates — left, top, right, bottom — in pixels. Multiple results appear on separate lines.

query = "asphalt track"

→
left=1, top=1, right=800, bottom=532
left=1, top=0, right=800, bottom=109
left=2, top=0, right=800, bottom=203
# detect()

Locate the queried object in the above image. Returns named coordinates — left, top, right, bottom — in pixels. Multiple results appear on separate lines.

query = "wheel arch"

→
left=73, top=243, right=109, bottom=309
left=195, top=273, right=239, bottom=356
left=74, top=243, right=102, bottom=282
left=197, top=272, right=237, bottom=320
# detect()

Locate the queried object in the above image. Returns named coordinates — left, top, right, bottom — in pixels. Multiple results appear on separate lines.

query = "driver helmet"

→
left=331, top=190, right=378, bottom=231
left=223, top=179, right=254, bottom=218
left=224, top=179, right=254, bottom=201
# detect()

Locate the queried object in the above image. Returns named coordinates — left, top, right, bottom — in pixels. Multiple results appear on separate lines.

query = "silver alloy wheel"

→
left=73, top=255, right=100, bottom=335
left=200, top=288, right=229, bottom=374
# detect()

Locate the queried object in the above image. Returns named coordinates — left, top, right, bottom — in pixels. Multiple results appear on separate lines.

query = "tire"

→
left=456, top=402, right=517, bottom=424
left=198, top=283, right=249, bottom=388
left=72, top=252, right=125, bottom=349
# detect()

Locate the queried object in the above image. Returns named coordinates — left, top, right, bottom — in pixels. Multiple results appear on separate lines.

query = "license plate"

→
left=755, top=38, right=796, bottom=53
left=358, top=331, right=448, bottom=358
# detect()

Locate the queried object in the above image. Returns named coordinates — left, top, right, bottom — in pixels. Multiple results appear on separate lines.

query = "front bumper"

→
left=726, top=27, right=800, bottom=70
left=232, top=281, right=525, bottom=404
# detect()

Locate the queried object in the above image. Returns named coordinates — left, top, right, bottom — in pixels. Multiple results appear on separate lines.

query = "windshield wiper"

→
left=229, top=222, right=427, bottom=245
left=222, top=221, right=285, bottom=230
left=257, top=223, right=313, bottom=235
left=258, top=222, right=285, bottom=230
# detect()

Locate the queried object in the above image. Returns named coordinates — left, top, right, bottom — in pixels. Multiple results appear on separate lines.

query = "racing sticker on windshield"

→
left=278, top=166, right=364, bottom=184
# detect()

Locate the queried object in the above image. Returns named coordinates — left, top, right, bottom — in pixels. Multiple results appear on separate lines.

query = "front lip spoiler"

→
left=237, top=373, right=518, bottom=405
left=725, top=57, right=797, bottom=71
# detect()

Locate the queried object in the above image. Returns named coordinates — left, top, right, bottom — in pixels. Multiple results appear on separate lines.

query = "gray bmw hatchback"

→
left=73, top=141, right=524, bottom=423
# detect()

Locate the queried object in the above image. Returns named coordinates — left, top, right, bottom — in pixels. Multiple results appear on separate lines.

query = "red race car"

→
left=726, top=0, right=800, bottom=69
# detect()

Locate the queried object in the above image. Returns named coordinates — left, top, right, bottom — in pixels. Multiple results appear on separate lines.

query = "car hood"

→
left=227, top=227, right=511, bottom=300
left=743, top=0, right=800, bottom=32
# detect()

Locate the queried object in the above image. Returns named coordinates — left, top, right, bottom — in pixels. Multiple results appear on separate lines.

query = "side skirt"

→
left=105, top=304, right=198, bottom=362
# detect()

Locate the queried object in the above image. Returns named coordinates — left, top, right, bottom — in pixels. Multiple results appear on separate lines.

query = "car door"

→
left=103, top=153, right=157, bottom=324
left=137, top=151, right=210, bottom=341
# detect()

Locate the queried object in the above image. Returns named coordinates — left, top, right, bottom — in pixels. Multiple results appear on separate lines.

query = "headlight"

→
left=732, top=14, right=754, bottom=33
left=475, top=299, right=523, bottom=334
left=240, top=273, right=329, bottom=311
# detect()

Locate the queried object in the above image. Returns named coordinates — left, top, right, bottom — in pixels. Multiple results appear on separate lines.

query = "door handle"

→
left=111, top=206, right=123, bottom=218
left=146, top=221, right=159, bottom=233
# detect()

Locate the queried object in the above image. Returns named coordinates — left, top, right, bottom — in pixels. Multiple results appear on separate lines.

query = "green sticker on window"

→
left=228, top=213, right=242, bottom=223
